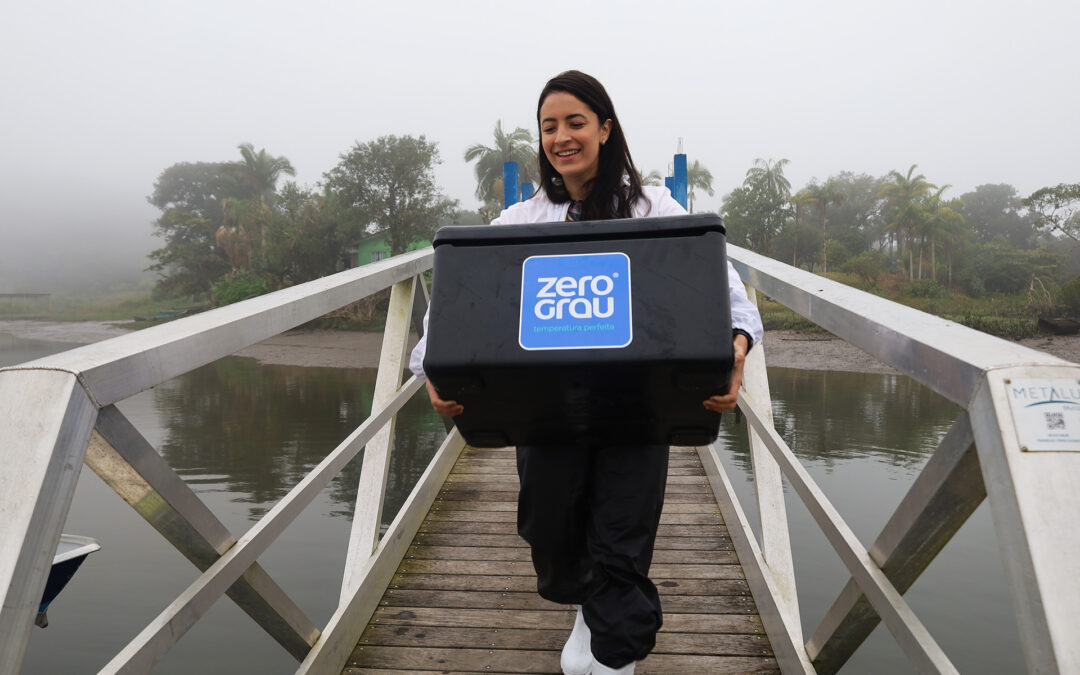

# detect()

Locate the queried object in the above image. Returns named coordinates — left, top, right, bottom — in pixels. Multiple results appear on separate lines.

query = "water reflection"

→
left=152, top=356, right=447, bottom=522
left=723, top=368, right=960, bottom=475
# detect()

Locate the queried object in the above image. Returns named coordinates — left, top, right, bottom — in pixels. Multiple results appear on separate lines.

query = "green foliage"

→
left=686, top=159, right=714, bottom=213
left=960, top=183, right=1035, bottom=247
left=233, top=143, right=295, bottom=207
left=264, top=184, right=356, bottom=284
left=902, top=279, right=947, bottom=298
left=759, top=301, right=826, bottom=332
left=722, top=158, right=792, bottom=255
left=1025, top=183, right=1080, bottom=246
left=212, top=270, right=269, bottom=306
left=841, top=249, right=889, bottom=287
left=147, top=147, right=296, bottom=296
left=464, top=121, right=538, bottom=210
left=1061, top=276, right=1080, bottom=314
left=324, top=135, right=458, bottom=255
left=956, top=242, right=1059, bottom=296
left=946, top=314, right=1040, bottom=340
left=147, top=209, right=231, bottom=297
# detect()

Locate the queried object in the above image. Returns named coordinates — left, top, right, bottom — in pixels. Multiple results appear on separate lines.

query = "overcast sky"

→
left=2, top=0, right=1077, bottom=292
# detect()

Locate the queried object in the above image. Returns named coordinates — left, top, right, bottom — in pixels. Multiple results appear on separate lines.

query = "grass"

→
left=0, top=288, right=206, bottom=323
left=758, top=271, right=1045, bottom=340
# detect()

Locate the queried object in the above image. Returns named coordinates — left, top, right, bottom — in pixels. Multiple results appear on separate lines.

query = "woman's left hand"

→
left=703, top=334, right=750, bottom=413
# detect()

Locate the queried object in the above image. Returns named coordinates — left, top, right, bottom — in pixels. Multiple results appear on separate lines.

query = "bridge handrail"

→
left=716, top=245, right=1080, bottom=674
left=0, top=249, right=464, bottom=674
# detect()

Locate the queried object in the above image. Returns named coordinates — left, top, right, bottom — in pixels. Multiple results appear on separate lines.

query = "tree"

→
left=686, top=160, right=714, bottom=213
left=263, top=184, right=356, bottom=284
left=745, top=158, right=792, bottom=197
left=918, top=187, right=966, bottom=283
left=841, top=249, right=889, bottom=288
left=233, top=143, right=296, bottom=207
left=148, top=208, right=231, bottom=296
left=638, top=169, right=663, bottom=186
left=960, top=184, right=1034, bottom=248
left=147, top=161, right=241, bottom=296
left=722, top=158, right=793, bottom=256
left=817, top=172, right=884, bottom=255
left=324, top=135, right=458, bottom=255
left=878, top=165, right=935, bottom=279
left=801, top=179, right=846, bottom=274
left=464, top=121, right=538, bottom=207
left=789, top=189, right=819, bottom=267
left=1025, top=183, right=1080, bottom=246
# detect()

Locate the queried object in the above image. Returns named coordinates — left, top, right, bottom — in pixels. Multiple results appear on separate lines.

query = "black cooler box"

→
left=423, top=213, right=734, bottom=448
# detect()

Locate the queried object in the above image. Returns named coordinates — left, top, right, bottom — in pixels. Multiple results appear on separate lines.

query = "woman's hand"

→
left=703, top=334, right=750, bottom=413
left=426, top=379, right=464, bottom=417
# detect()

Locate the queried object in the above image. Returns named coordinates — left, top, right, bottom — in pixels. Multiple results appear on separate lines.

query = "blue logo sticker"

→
left=519, top=252, right=632, bottom=350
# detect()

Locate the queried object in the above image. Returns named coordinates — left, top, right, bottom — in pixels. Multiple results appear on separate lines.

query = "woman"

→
left=411, top=70, right=763, bottom=675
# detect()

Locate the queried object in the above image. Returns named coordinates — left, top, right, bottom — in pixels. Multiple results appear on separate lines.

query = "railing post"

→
left=341, top=276, right=417, bottom=601
left=87, top=405, right=319, bottom=660
left=808, top=413, right=984, bottom=672
left=969, top=365, right=1080, bottom=673
left=741, top=286, right=801, bottom=640
left=0, top=370, right=97, bottom=671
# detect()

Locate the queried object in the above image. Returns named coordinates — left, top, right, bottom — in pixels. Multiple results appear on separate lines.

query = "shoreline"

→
left=2, top=320, right=1078, bottom=373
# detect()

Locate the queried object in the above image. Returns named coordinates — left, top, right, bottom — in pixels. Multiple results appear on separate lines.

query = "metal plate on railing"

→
left=1005, top=378, right=1080, bottom=452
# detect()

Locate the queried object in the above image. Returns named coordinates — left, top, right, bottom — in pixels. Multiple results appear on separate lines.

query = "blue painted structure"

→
left=673, top=153, right=688, bottom=210
left=503, top=162, right=519, bottom=208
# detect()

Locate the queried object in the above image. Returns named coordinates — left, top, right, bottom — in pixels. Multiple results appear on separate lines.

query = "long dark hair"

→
left=536, top=70, right=643, bottom=221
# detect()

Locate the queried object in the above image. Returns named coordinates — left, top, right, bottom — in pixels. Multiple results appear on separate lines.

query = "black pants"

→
left=516, top=443, right=669, bottom=668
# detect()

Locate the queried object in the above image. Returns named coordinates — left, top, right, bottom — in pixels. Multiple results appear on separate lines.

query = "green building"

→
left=354, top=233, right=432, bottom=267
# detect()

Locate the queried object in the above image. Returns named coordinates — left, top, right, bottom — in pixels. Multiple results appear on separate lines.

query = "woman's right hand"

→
left=426, top=379, right=463, bottom=417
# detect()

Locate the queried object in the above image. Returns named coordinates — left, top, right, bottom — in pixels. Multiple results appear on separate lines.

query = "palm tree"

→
left=878, top=165, right=935, bottom=280
left=235, top=142, right=296, bottom=207
left=921, top=187, right=966, bottom=283
left=639, top=169, right=663, bottom=186
left=802, top=179, right=846, bottom=274
left=464, top=121, right=538, bottom=205
left=790, top=189, right=819, bottom=267
left=745, top=158, right=792, bottom=197
left=686, top=160, right=714, bottom=213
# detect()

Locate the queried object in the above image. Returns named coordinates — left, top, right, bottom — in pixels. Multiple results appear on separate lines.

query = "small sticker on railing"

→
left=1006, top=379, right=1080, bottom=452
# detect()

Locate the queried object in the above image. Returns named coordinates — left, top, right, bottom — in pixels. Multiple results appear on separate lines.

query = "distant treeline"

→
left=147, top=131, right=1080, bottom=319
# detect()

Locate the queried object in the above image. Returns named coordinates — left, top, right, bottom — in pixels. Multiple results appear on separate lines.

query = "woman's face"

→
left=539, top=91, right=612, bottom=192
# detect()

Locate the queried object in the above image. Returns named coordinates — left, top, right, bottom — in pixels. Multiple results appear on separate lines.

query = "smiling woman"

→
left=407, top=70, right=765, bottom=675
left=533, top=70, right=644, bottom=223
left=539, top=91, right=612, bottom=200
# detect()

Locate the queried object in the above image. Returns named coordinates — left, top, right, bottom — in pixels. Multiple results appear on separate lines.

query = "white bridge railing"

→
left=0, top=248, right=467, bottom=674
left=1, top=243, right=1077, bottom=674
left=704, top=247, right=1080, bottom=674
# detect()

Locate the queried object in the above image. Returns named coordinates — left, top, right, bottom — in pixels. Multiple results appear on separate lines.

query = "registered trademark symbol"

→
left=612, top=272, right=619, bottom=278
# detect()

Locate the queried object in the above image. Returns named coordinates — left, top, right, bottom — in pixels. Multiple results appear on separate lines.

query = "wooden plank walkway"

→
left=344, top=446, right=778, bottom=674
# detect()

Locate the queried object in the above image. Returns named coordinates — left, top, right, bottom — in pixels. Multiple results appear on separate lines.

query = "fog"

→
left=2, top=0, right=1077, bottom=293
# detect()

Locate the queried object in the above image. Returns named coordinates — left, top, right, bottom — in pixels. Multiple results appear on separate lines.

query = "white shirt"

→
left=409, top=185, right=764, bottom=378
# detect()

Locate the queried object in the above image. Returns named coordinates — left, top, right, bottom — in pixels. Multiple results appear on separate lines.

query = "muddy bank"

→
left=2, top=321, right=1077, bottom=373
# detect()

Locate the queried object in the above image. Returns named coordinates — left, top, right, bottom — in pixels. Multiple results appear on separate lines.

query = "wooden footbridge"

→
left=2, top=244, right=1079, bottom=674
left=345, top=445, right=775, bottom=673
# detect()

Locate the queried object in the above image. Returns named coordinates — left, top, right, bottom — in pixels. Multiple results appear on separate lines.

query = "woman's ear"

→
left=600, top=119, right=612, bottom=145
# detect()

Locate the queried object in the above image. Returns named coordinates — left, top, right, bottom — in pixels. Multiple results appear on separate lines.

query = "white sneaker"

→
left=590, top=656, right=635, bottom=675
left=560, top=605, right=592, bottom=675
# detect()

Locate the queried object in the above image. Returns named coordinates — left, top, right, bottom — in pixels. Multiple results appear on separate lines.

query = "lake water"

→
left=3, top=333, right=1022, bottom=674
